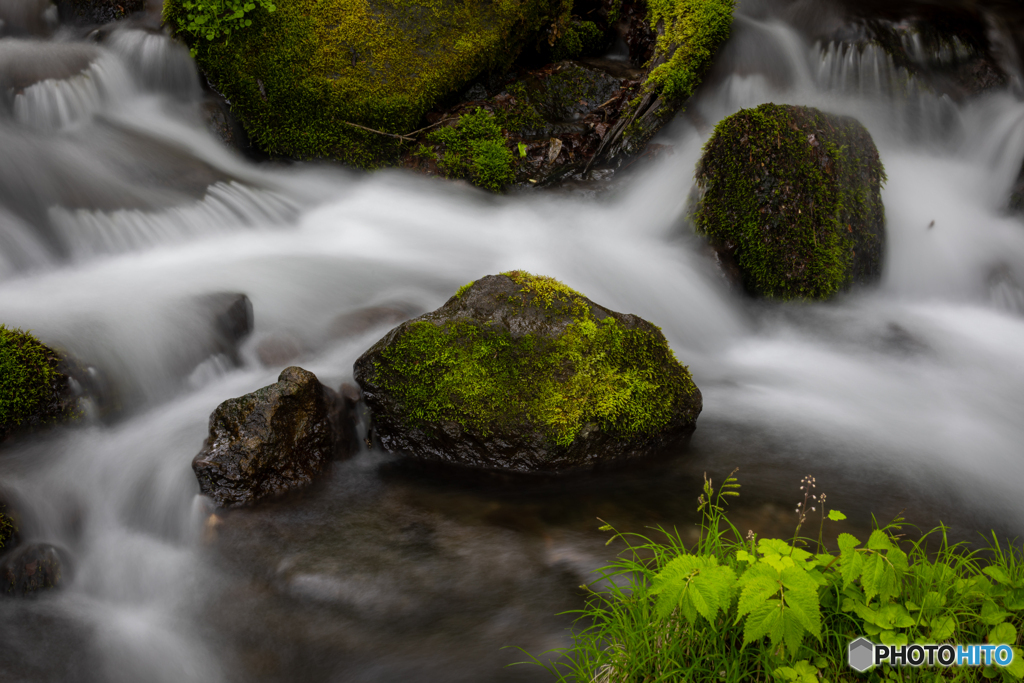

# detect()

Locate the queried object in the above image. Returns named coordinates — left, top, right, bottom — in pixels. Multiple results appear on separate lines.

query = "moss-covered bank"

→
left=0, top=326, right=76, bottom=442
left=692, top=103, right=887, bottom=300
left=354, top=272, right=702, bottom=472
left=163, top=0, right=569, bottom=167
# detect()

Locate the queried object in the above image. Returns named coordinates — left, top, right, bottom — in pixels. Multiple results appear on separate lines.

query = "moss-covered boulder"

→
left=0, top=326, right=79, bottom=443
left=353, top=272, right=702, bottom=473
left=162, top=0, right=571, bottom=167
left=594, top=0, right=735, bottom=163
left=691, top=103, right=887, bottom=300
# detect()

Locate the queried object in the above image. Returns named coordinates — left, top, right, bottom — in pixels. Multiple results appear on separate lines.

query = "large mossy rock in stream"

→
left=353, top=271, right=702, bottom=473
left=162, top=0, right=571, bottom=168
left=192, top=367, right=353, bottom=508
left=0, top=325, right=80, bottom=443
left=692, top=103, right=887, bottom=301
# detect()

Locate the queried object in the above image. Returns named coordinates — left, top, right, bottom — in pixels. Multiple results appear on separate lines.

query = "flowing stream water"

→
left=2, top=0, right=1024, bottom=680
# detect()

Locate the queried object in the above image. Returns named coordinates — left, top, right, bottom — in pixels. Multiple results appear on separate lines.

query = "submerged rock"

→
left=0, top=543, right=68, bottom=597
left=193, top=367, right=353, bottom=508
left=354, top=272, right=702, bottom=473
left=0, top=325, right=82, bottom=443
left=691, top=103, right=887, bottom=300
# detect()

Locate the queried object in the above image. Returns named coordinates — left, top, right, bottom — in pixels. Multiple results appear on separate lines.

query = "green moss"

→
left=163, top=0, right=570, bottom=167
left=551, top=19, right=606, bottom=61
left=693, top=103, right=887, bottom=300
left=645, top=0, right=735, bottom=102
left=374, top=272, right=696, bottom=448
left=0, top=326, right=62, bottom=437
left=499, top=81, right=546, bottom=133
left=427, top=108, right=515, bottom=191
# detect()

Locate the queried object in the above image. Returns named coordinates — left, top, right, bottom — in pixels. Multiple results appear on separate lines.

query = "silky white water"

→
left=1, top=3, right=1024, bottom=681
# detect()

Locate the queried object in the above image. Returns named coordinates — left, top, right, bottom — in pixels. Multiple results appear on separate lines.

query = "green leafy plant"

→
left=523, top=471, right=1024, bottom=682
left=178, top=0, right=276, bottom=51
left=427, top=108, right=515, bottom=192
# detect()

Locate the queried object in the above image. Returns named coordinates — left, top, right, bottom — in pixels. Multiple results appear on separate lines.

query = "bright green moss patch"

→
left=693, top=103, right=887, bottom=300
left=164, top=0, right=569, bottom=167
left=645, top=0, right=734, bottom=101
left=374, top=273, right=696, bottom=447
left=0, top=325, right=62, bottom=437
left=427, top=108, right=515, bottom=191
left=551, top=19, right=606, bottom=61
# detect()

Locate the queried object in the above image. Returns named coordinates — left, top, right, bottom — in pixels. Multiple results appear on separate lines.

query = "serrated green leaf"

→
left=828, top=510, right=847, bottom=521
left=738, top=575, right=779, bottom=618
left=867, top=530, right=893, bottom=551
left=743, top=599, right=784, bottom=647
left=782, top=608, right=809, bottom=657
left=839, top=540, right=864, bottom=589
left=837, top=533, right=861, bottom=554
left=781, top=566, right=821, bottom=639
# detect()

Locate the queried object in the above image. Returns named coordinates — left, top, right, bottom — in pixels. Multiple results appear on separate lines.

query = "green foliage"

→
left=551, top=19, right=606, bottom=61
left=427, top=108, right=515, bottom=192
left=163, top=0, right=570, bottom=167
left=372, top=272, right=697, bottom=448
left=0, top=325, right=61, bottom=436
left=524, top=472, right=1024, bottom=682
left=645, top=0, right=735, bottom=101
left=693, top=103, right=887, bottom=300
left=178, top=0, right=276, bottom=52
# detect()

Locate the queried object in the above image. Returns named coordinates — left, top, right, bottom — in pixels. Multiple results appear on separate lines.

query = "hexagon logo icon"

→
left=849, top=637, right=875, bottom=672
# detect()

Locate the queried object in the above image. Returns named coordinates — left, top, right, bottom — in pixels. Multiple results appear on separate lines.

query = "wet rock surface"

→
left=53, top=0, right=143, bottom=26
left=354, top=273, right=702, bottom=473
left=691, top=103, right=887, bottom=300
left=0, top=543, right=68, bottom=597
left=193, top=367, right=354, bottom=508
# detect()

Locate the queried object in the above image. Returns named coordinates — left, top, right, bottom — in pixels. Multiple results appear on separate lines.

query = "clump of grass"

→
left=427, top=108, right=515, bottom=192
left=524, top=471, right=1024, bottom=682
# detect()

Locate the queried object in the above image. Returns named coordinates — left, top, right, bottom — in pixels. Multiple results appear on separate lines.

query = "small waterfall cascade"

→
left=812, top=39, right=961, bottom=144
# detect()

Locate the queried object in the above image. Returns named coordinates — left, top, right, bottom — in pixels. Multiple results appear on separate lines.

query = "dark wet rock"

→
left=328, top=305, right=416, bottom=341
left=54, top=0, right=143, bottom=25
left=817, top=4, right=1011, bottom=102
left=193, top=367, right=354, bottom=508
left=691, top=103, right=886, bottom=301
left=0, top=543, right=68, bottom=597
left=197, top=292, right=254, bottom=364
left=0, top=0, right=57, bottom=37
left=353, top=272, right=702, bottom=473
